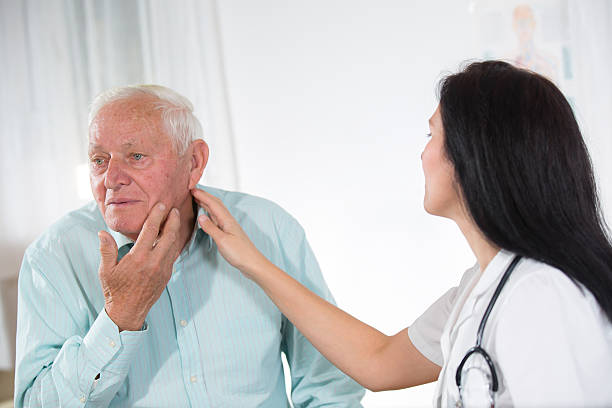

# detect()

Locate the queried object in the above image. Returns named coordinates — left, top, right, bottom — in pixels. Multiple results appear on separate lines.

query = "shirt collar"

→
left=471, top=249, right=517, bottom=299
left=106, top=229, right=135, bottom=262
left=108, top=228, right=134, bottom=249
left=189, top=204, right=212, bottom=253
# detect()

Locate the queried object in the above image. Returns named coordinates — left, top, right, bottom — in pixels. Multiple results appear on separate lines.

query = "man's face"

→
left=88, top=96, right=191, bottom=239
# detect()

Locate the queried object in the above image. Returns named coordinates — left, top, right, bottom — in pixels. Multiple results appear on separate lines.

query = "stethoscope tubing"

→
left=455, top=255, right=523, bottom=393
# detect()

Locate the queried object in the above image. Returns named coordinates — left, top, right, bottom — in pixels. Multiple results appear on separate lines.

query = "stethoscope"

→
left=454, top=255, right=522, bottom=408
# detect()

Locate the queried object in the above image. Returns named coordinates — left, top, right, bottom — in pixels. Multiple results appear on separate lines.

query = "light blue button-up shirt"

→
left=15, top=185, right=364, bottom=407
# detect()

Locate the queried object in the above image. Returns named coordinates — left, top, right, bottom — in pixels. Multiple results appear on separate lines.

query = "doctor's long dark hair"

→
left=439, top=60, right=612, bottom=322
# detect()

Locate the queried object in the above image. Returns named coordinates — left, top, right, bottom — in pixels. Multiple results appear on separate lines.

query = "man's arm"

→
left=15, top=203, right=180, bottom=407
left=15, top=249, right=146, bottom=408
left=276, top=215, right=365, bottom=407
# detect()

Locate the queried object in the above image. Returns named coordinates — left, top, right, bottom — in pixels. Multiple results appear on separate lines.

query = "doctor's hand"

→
left=191, top=188, right=271, bottom=279
left=98, top=203, right=181, bottom=332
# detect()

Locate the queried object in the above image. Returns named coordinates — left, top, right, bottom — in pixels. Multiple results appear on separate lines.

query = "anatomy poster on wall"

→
left=470, top=0, right=575, bottom=106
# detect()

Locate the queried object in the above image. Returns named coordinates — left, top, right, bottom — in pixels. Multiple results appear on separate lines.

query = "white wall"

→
left=3, top=1, right=608, bottom=405
left=215, top=1, right=477, bottom=406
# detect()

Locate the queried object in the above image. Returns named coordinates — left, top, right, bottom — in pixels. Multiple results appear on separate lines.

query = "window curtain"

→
left=0, top=0, right=237, bottom=369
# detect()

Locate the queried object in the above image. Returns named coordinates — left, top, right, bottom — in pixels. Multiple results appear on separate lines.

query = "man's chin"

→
left=104, top=214, right=145, bottom=239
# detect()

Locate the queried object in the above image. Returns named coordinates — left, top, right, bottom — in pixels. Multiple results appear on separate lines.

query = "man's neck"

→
left=175, top=196, right=197, bottom=254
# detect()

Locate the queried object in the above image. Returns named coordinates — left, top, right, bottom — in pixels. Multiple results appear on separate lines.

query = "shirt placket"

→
left=166, top=260, right=210, bottom=408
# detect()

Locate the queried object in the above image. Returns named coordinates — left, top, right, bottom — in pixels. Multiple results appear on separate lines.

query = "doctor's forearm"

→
left=249, top=260, right=439, bottom=390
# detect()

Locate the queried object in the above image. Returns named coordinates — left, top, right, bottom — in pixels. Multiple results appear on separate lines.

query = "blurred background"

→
left=1, top=0, right=611, bottom=406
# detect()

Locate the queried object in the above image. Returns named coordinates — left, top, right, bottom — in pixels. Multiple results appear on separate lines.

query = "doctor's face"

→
left=421, top=105, right=461, bottom=219
left=88, top=96, right=192, bottom=240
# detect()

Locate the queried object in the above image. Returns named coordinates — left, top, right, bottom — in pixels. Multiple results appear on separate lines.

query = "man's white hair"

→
left=88, top=85, right=203, bottom=155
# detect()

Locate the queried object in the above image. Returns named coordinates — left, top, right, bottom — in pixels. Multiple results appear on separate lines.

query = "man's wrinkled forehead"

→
left=90, top=96, right=161, bottom=133
left=89, top=97, right=167, bottom=144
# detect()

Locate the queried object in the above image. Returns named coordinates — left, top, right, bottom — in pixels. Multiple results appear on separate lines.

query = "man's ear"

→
left=187, top=140, right=209, bottom=189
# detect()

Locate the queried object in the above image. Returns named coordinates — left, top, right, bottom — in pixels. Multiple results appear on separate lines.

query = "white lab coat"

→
left=408, top=249, right=612, bottom=407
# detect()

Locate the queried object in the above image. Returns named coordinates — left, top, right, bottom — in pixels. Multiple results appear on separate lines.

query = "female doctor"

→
left=191, top=61, right=612, bottom=407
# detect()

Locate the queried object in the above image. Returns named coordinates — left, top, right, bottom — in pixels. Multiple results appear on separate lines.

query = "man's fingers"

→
left=98, top=231, right=118, bottom=270
left=134, top=202, right=168, bottom=252
left=153, top=208, right=181, bottom=258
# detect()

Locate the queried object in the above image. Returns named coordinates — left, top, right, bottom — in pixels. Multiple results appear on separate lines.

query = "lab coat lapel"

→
left=434, top=267, right=482, bottom=406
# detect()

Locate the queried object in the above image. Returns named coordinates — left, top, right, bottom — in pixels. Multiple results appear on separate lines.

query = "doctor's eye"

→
left=92, top=158, right=105, bottom=166
left=132, top=153, right=144, bottom=161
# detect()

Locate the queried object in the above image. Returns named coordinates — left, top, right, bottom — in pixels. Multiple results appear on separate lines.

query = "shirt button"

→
left=180, top=320, right=187, bottom=327
left=190, top=375, right=197, bottom=383
left=79, top=395, right=86, bottom=403
left=109, top=340, right=116, bottom=348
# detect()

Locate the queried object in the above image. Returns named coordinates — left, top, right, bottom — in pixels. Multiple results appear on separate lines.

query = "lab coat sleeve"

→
left=407, top=287, right=457, bottom=366
left=407, top=264, right=478, bottom=366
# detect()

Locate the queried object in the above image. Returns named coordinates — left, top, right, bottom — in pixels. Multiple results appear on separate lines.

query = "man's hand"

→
left=98, top=203, right=181, bottom=332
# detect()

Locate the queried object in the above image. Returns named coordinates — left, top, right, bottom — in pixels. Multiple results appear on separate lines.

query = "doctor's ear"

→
left=187, top=140, right=209, bottom=189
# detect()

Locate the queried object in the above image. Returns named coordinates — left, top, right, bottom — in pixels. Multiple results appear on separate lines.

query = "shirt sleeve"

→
left=276, top=215, right=365, bottom=408
left=14, top=247, right=147, bottom=408
left=407, top=265, right=477, bottom=366
left=407, top=287, right=457, bottom=366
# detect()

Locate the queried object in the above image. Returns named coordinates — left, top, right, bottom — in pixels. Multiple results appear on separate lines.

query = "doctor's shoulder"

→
left=489, top=257, right=612, bottom=406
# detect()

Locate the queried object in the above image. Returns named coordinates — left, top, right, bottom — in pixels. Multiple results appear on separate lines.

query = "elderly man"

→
left=15, top=85, right=364, bottom=407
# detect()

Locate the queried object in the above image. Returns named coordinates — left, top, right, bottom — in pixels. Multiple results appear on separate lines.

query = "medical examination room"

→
left=1, top=0, right=611, bottom=407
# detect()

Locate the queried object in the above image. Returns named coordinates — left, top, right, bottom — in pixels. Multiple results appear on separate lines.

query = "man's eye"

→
left=132, top=153, right=143, bottom=161
left=92, top=158, right=105, bottom=166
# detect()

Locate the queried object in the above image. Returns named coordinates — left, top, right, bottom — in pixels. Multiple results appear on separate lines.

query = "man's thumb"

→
left=98, top=231, right=118, bottom=269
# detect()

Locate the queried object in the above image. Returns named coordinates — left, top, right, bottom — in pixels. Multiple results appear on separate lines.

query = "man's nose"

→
left=104, top=158, right=131, bottom=190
